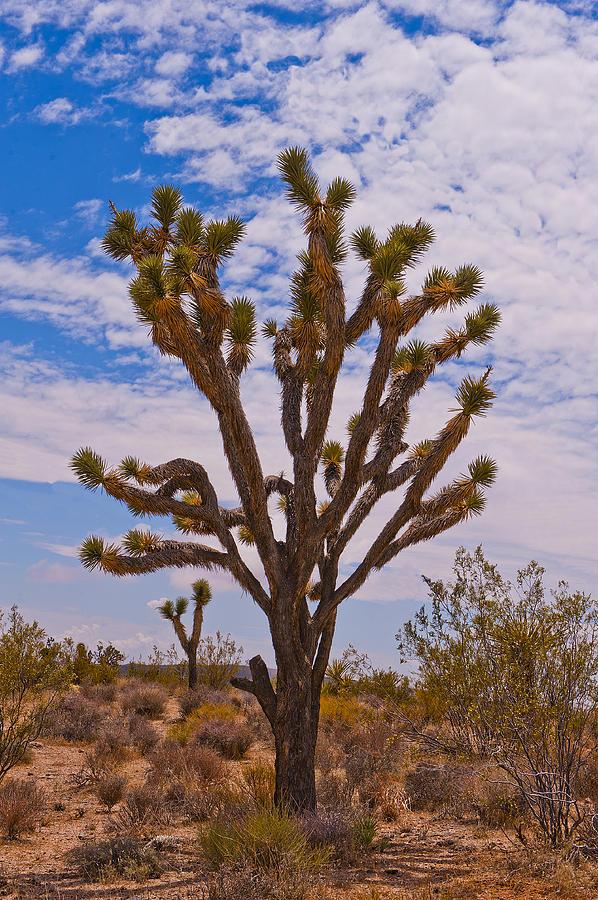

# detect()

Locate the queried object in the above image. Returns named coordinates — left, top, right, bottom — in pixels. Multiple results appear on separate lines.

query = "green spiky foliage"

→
left=72, top=147, right=498, bottom=813
left=226, top=297, right=257, bottom=375
left=192, top=579, right=212, bottom=607
left=321, top=440, right=345, bottom=497
left=346, top=412, right=361, bottom=436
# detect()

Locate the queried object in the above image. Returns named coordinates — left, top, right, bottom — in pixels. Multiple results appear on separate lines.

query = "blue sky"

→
left=1, top=0, right=597, bottom=667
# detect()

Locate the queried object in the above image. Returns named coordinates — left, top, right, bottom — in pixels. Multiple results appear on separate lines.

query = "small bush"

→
left=79, top=681, right=118, bottom=704
left=0, top=778, right=47, bottom=839
left=80, top=741, right=124, bottom=784
left=146, top=740, right=230, bottom=822
left=127, top=714, right=159, bottom=753
left=120, top=683, right=168, bottom=719
left=362, top=772, right=410, bottom=821
left=315, top=731, right=344, bottom=777
left=403, top=761, right=465, bottom=812
left=169, top=701, right=238, bottom=743
left=201, top=806, right=329, bottom=877
left=301, top=807, right=378, bottom=862
left=67, top=835, right=167, bottom=881
left=127, top=644, right=186, bottom=686
left=112, top=783, right=173, bottom=829
left=206, top=862, right=314, bottom=900
left=95, top=774, right=127, bottom=811
left=194, top=720, right=254, bottom=760
left=179, top=686, right=231, bottom=718
left=316, top=769, right=350, bottom=808
left=46, top=692, right=107, bottom=742
left=149, top=740, right=226, bottom=785
left=68, top=640, right=124, bottom=685
left=472, top=780, right=528, bottom=827
left=196, top=631, right=242, bottom=690
left=240, top=763, right=276, bottom=808
left=96, top=718, right=132, bottom=761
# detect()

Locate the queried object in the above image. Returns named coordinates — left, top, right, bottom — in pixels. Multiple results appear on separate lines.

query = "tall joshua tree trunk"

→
left=72, top=148, right=500, bottom=812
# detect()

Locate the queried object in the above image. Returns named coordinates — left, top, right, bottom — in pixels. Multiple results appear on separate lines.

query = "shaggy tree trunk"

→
left=187, top=651, right=198, bottom=691
left=272, top=669, right=319, bottom=810
left=233, top=603, right=332, bottom=812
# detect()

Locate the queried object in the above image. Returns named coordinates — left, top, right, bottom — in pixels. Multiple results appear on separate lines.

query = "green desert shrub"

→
left=0, top=778, right=47, bottom=839
left=200, top=806, right=329, bottom=878
left=120, top=682, right=168, bottom=719
left=0, top=607, right=72, bottom=779
left=67, top=835, right=167, bottom=881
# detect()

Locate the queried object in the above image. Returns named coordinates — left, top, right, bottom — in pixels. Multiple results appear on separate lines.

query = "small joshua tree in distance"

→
left=157, top=579, right=211, bottom=689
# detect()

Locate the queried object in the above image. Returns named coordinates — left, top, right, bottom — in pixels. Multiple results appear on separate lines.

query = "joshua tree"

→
left=157, top=579, right=211, bottom=689
left=71, top=147, right=499, bottom=811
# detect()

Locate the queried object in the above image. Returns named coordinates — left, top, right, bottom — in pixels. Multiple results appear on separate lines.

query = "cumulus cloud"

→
left=147, top=597, right=166, bottom=609
left=8, top=43, right=43, bottom=71
left=155, top=50, right=192, bottom=77
left=74, top=198, right=103, bottom=225
left=35, top=97, right=88, bottom=125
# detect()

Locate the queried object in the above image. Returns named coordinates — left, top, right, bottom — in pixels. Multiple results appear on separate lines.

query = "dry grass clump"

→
left=45, top=692, right=108, bottom=742
left=300, top=806, right=379, bottom=863
left=205, top=863, right=313, bottom=900
left=0, top=778, right=47, bottom=839
left=178, top=686, right=231, bottom=718
left=402, top=761, right=468, bottom=813
left=127, top=712, right=159, bottom=753
left=361, top=771, right=410, bottom=821
left=193, top=719, right=254, bottom=760
left=95, top=774, right=127, bottom=811
left=67, top=835, right=167, bottom=881
left=110, top=782, right=174, bottom=830
left=120, top=682, right=168, bottom=719
left=201, top=805, right=329, bottom=880
left=240, top=762, right=276, bottom=808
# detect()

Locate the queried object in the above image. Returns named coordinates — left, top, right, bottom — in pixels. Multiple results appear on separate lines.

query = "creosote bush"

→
left=120, top=682, right=168, bottom=719
left=67, top=835, right=167, bottom=881
left=0, top=607, right=72, bottom=780
left=95, top=774, right=128, bottom=812
left=0, top=778, right=47, bottom=839
left=193, top=719, right=254, bottom=760
left=399, top=546, right=598, bottom=844
left=201, top=806, right=329, bottom=879
left=46, top=692, right=108, bottom=743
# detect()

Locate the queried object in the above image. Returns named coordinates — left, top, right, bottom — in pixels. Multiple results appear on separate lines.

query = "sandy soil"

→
left=0, top=699, right=595, bottom=899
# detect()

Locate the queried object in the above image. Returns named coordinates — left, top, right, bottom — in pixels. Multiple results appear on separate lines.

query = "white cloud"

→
left=147, top=598, right=166, bottom=609
left=155, top=50, right=192, bottom=77
left=74, top=198, right=103, bottom=225
left=8, top=43, right=43, bottom=71
left=36, top=542, right=79, bottom=557
left=113, top=167, right=142, bottom=182
left=36, top=97, right=88, bottom=125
